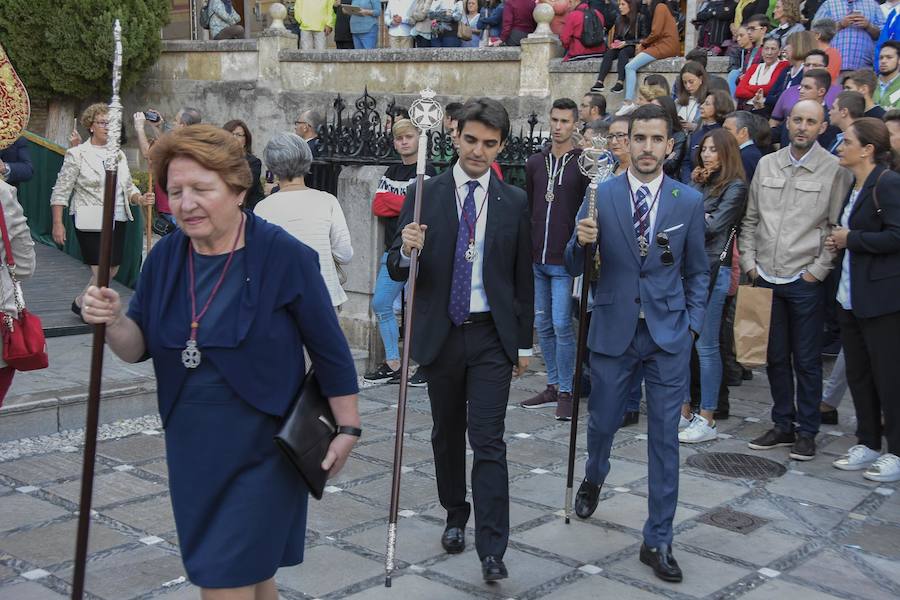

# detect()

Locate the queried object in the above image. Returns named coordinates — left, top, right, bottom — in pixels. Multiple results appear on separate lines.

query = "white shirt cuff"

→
left=399, top=246, right=411, bottom=267
left=518, top=348, right=533, bottom=357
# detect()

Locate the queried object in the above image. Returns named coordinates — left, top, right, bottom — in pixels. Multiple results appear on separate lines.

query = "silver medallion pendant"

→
left=182, top=339, right=201, bottom=369
left=545, top=189, right=555, bottom=203
left=464, top=240, right=477, bottom=263
left=638, top=235, right=649, bottom=257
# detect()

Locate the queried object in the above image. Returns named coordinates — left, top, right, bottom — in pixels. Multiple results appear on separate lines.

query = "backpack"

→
left=199, top=2, right=211, bottom=29
left=579, top=5, right=606, bottom=48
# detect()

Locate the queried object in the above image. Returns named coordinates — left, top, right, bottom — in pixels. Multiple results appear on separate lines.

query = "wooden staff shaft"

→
left=71, top=168, right=118, bottom=599
left=384, top=131, right=428, bottom=588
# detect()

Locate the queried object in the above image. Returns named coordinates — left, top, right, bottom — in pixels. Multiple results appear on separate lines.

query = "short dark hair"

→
left=456, top=97, right=511, bottom=142
left=803, top=68, right=832, bottom=92
left=629, top=104, right=673, bottom=138
left=707, top=90, right=736, bottom=124
left=552, top=97, right=580, bottom=122
left=179, top=106, right=202, bottom=125
left=583, top=92, right=607, bottom=116
left=885, top=108, right=900, bottom=125
left=725, top=110, right=755, bottom=136
left=445, top=102, right=465, bottom=119
left=846, top=69, right=877, bottom=96
left=685, top=48, right=708, bottom=68
left=708, top=75, right=731, bottom=94
left=746, top=13, right=769, bottom=31
left=750, top=113, right=772, bottom=152
left=643, top=73, right=670, bottom=90
left=882, top=41, right=900, bottom=57
left=835, top=91, right=865, bottom=119
left=609, top=115, right=631, bottom=129
left=763, top=35, right=782, bottom=48
left=587, top=118, right=610, bottom=136
left=805, top=48, right=829, bottom=66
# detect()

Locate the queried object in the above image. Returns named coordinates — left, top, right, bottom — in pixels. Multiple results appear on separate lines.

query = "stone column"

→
left=257, top=27, right=297, bottom=82
left=335, top=165, right=389, bottom=371
left=519, top=37, right=563, bottom=97
left=684, top=0, right=698, bottom=52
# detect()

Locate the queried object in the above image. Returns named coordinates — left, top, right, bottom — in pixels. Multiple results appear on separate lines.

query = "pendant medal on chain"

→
left=465, top=240, right=477, bottom=262
left=545, top=190, right=555, bottom=203
left=638, top=235, right=650, bottom=257
left=182, top=337, right=201, bottom=369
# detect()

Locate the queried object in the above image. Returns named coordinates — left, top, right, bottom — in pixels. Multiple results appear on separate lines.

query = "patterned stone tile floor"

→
left=0, top=362, right=897, bottom=599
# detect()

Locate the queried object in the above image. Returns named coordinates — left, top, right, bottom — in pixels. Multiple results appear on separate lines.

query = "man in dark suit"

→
left=0, top=137, right=33, bottom=187
left=724, top=110, right=762, bottom=182
left=565, top=104, right=709, bottom=583
left=387, top=98, right=534, bottom=583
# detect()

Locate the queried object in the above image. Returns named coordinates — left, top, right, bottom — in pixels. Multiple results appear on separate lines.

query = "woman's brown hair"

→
left=80, top=103, right=108, bottom=131
left=150, top=125, right=252, bottom=195
left=849, top=118, right=894, bottom=169
left=787, top=30, right=816, bottom=62
left=706, top=90, right=736, bottom=124
left=223, top=119, right=253, bottom=153
left=677, top=61, right=709, bottom=108
left=779, top=0, right=802, bottom=26
left=697, top=128, right=746, bottom=199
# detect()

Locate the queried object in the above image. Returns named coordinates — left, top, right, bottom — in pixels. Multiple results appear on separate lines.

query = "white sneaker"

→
left=832, top=444, right=881, bottom=471
left=615, top=102, right=636, bottom=116
left=863, top=453, right=900, bottom=482
left=678, top=414, right=694, bottom=431
left=678, top=415, right=718, bottom=444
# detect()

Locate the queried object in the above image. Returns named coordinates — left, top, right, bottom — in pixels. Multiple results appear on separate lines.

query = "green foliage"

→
left=0, top=0, right=170, bottom=102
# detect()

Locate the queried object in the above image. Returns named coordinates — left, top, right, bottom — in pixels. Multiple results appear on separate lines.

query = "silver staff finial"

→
left=409, top=88, right=444, bottom=132
left=104, top=20, right=123, bottom=172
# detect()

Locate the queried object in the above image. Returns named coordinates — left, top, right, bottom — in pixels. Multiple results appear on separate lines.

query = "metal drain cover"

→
left=698, top=507, right=769, bottom=535
left=686, top=452, right=787, bottom=480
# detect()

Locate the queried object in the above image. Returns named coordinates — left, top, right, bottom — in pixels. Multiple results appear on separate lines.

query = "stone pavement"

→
left=0, top=361, right=898, bottom=600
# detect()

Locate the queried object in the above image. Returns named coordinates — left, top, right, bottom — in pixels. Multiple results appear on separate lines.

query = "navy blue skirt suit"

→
left=126, top=212, right=359, bottom=588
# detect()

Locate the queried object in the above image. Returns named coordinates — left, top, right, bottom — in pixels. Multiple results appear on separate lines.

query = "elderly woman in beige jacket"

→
left=0, top=180, right=36, bottom=403
left=50, top=103, right=153, bottom=319
left=254, top=133, right=352, bottom=307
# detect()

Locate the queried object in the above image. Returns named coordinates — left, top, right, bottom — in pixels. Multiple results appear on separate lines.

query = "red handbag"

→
left=0, top=205, right=48, bottom=371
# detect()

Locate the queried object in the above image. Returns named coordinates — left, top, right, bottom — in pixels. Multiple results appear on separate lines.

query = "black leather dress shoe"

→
left=441, top=526, right=465, bottom=554
left=639, top=543, right=683, bottom=582
left=481, top=555, right=508, bottom=582
left=574, top=479, right=601, bottom=519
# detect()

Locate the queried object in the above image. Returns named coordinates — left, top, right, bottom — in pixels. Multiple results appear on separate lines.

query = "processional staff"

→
left=384, top=88, right=444, bottom=588
left=71, top=20, right=123, bottom=600
left=564, top=136, right=615, bottom=524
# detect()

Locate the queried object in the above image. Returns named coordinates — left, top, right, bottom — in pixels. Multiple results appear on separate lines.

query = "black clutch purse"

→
left=274, top=369, right=336, bottom=500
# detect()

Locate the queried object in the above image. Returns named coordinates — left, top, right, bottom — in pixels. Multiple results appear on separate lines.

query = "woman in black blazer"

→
left=826, top=118, right=900, bottom=483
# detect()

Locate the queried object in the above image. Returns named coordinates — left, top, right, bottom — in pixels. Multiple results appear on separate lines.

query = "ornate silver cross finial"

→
left=103, top=20, right=123, bottom=173
left=409, top=88, right=444, bottom=132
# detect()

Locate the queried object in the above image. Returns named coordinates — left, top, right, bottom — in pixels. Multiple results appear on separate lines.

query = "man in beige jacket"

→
left=738, top=99, right=853, bottom=462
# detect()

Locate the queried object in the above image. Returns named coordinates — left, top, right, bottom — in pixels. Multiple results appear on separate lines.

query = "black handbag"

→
left=152, top=214, right=176, bottom=237
left=274, top=369, right=336, bottom=500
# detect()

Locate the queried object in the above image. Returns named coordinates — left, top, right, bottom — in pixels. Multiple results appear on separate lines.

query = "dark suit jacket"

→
left=387, top=169, right=534, bottom=366
left=740, top=142, right=762, bottom=183
left=841, top=166, right=900, bottom=319
left=0, top=138, right=33, bottom=186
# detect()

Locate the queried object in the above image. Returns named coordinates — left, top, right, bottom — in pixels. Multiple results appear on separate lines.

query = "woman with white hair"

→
left=255, top=133, right=353, bottom=307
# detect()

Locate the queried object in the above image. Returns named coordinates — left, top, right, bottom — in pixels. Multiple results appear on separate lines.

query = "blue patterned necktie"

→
left=633, top=184, right=650, bottom=240
left=448, top=180, right=480, bottom=326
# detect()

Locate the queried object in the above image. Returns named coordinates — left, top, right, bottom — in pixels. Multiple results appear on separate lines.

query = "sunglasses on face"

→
left=656, top=232, right=674, bottom=266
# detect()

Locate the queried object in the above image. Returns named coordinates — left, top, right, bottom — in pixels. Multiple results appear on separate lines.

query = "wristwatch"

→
left=337, top=425, right=362, bottom=438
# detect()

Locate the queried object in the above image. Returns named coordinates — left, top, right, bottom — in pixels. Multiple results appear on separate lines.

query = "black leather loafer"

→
left=574, top=479, right=601, bottom=519
left=621, top=411, right=640, bottom=427
left=440, top=526, right=465, bottom=554
left=639, top=543, right=683, bottom=582
left=481, top=555, right=508, bottom=582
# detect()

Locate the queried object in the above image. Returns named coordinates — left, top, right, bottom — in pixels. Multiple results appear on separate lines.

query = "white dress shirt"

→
left=626, top=168, right=664, bottom=242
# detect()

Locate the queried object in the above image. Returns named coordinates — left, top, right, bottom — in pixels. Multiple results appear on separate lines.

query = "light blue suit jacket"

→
left=565, top=173, right=709, bottom=357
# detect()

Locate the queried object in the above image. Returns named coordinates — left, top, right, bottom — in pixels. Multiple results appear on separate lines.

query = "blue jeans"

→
left=534, top=264, right=575, bottom=393
left=756, top=277, right=824, bottom=437
left=695, top=266, right=731, bottom=412
left=624, top=52, right=658, bottom=101
left=372, top=252, right=404, bottom=362
left=727, top=69, right=741, bottom=96
left=352, top=28, right=378, bottom=49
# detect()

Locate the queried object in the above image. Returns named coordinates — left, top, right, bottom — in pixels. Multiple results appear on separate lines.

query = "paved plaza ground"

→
left=0, top=338, right=897, bottom=599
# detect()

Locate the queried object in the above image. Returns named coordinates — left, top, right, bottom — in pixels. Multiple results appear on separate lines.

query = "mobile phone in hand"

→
left=144, top=110, right=161, bottom=123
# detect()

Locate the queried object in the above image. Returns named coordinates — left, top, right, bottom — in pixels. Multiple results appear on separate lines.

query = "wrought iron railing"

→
left=307, top=89, right=550, bottom=193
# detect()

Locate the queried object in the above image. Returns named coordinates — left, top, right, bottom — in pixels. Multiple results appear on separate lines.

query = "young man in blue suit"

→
left=565, top=104, right=709, bottom=583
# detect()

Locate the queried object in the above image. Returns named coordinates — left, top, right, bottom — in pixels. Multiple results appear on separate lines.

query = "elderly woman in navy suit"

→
left=81, top=125, right=361, bottom=599
left=826, top=118, right=900, bottom=484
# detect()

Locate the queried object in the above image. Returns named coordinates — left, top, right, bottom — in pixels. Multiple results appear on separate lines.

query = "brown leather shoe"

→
left=520, top=385, right=558, bottom=409
left=555, top=392, right=573, bottom=421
